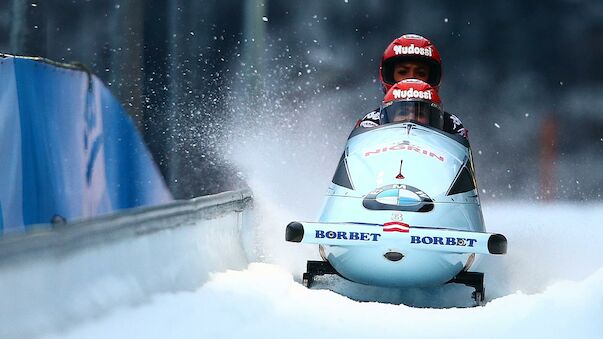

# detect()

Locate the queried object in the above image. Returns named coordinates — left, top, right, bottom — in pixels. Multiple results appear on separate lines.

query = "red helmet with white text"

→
left=379, top=34, right=442, bottom=92
left=380, top=79, right=443, bottom=129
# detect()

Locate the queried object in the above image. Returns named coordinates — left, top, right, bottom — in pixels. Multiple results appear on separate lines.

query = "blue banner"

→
left=0, top=55, right=172, bottom=233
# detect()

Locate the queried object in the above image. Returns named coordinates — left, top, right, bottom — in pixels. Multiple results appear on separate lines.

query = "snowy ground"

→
left=45, top=197, right=603, bottom=339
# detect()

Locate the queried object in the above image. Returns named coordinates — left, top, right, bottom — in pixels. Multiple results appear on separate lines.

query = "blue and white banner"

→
left=0, top=58, right=23, bottom=230
left=0, top=55, right=172, bottom=233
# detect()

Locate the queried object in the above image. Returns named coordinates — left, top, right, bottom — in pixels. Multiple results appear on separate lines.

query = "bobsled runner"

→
left=286, top=122, right=507, bottom=305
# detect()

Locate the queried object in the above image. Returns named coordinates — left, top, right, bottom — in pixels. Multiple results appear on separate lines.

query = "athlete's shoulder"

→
left=361, top=108, right=380, bottom=121
left=355, top=108, right=380, bottom=128
left=443, top=111, right=468, bottom=138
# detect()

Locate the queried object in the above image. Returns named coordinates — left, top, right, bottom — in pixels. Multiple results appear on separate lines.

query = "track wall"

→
left=0, top=189, right=253, bottom=339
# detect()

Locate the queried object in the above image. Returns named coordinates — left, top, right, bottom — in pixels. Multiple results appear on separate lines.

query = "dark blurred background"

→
left=2, top=0, right=602, bottom=201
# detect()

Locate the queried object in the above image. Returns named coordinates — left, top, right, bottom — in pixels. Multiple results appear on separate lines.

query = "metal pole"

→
left=109, top=0, right=145, bottom=130
left=243, top=0, right=267, bottom=102
left=10, top=0, right=47, bottom=57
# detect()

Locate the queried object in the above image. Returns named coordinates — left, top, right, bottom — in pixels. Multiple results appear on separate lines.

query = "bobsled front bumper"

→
left=287, top=221, right=506, bottom=287
left=286, top=221, right=507, bottom=255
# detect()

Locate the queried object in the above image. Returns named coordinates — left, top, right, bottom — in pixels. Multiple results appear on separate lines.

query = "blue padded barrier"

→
left=0, top=55, right=172, bottom=233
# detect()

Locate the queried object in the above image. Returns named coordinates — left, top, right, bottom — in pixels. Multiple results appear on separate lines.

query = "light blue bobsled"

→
left=286, top=123, right=507, bottom=305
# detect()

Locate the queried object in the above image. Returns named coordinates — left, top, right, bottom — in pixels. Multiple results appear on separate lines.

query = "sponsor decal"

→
left=360, top=121, right=378, bottom=128
left=364, top=142, right=445, bottom=162
left=392, top=88, right=433, bottom=100
left=364, top=111, right=380, bottom=120
left=383, top=221, right=410, bottom=233
left=410, top=235, right=477, bottom=247
left=450, top=114, right=462, bottom=129
left=394, top=43, right=433, bottom=57
left=363, top=184, right=434, bottom=212
left=375, top=187, right=421, bottom=205
left=402, top=34, right=424, bottom=40
left=315, top=230, right=381, bottom=242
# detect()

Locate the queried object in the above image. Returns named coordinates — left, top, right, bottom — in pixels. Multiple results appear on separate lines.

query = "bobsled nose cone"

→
left=286, top=222, right=304, bottom=242
left=384, top=251, right=404, bottom=262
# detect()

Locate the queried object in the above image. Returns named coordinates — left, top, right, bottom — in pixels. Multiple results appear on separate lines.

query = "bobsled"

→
left=286, top=122, right=507, bottom=305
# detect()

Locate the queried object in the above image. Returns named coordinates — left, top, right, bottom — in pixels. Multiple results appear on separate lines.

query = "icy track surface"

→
left=48, top=201, right=603, bottom=339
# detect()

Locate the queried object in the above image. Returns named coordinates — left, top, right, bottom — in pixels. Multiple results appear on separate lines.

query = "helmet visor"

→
left=380, top=100, right=444, bottom=129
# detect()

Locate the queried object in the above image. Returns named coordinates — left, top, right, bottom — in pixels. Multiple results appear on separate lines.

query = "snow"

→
left=49, top=263, right=603, bottom=339
left=43, top=198, right=603, bottom=339
left=0, top=211, right=251, bottom=339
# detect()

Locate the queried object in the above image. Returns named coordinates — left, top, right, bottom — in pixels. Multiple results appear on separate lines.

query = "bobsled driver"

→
left=380, top=79, right=444, bottom=128
left=356, top=34, right=468, bottom=138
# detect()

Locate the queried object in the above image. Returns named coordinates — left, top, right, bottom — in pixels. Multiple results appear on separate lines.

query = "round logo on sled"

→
left=363, top=184, right=434, bottom=212
left=375, top=188, right=422, bottom=206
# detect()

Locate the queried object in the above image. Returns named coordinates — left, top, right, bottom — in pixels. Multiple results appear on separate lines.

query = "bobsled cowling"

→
left=288, top=123, right=507, bottom=290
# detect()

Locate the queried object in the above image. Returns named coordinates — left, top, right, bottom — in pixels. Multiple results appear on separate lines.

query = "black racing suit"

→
left=355, top=108, right=469, bottom=138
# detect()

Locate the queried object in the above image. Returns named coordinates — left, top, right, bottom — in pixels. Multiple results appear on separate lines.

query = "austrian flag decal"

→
left=383, top=221, right=410, bottom=233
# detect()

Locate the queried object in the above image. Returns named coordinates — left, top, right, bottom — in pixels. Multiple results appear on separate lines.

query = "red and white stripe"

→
left=383, top=221, right=410, bottom=233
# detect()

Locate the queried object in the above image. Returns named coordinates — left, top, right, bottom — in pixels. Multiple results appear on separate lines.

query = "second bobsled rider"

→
left=356, top=34, right=468, bottom=138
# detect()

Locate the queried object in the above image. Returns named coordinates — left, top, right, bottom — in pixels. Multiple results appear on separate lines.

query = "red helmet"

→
left=380, top=79, right=443, bottom=128
left=379, top=34, right=442, bottom=92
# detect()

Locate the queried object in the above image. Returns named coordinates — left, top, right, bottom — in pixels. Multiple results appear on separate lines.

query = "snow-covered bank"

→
left=47, top=201, right=603, bottom=339
left=0, top=193, right=252, bottom=339
left=480, top=202, right=603, bottom=298
left=48, top=262, right=603, bottom=339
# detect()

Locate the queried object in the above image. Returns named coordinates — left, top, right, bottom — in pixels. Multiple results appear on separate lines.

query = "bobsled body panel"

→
left=320, top=123, right=485, bottom=287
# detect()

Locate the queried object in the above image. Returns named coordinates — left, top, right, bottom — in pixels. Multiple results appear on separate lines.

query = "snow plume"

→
left=219, top=55, right=603, bottom=309
left=479, top=202, right=603, bottom=298
left=221, top=59, right=361, bottom=274
left=219, top=70, right=603, bottom=309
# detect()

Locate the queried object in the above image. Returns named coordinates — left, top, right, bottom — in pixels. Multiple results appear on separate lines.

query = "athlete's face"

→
left=393, top=61, right=430, bottom=83
left=391, top=110, right=429, bottom=124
